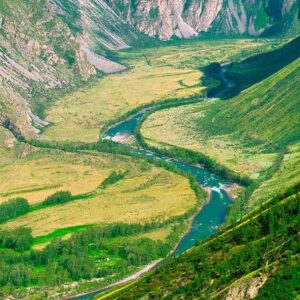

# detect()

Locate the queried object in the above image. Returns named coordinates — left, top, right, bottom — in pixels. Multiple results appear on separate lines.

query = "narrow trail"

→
left=63, top=260, right=162, bottom=300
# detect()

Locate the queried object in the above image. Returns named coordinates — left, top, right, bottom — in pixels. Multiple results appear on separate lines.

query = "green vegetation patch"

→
left=0, top=198, right=30, bottom=224
left=256, top=261, right=300, bottom=299
left=0, top=221, right=184, bottom=298
left=101, top=185, right=300, bottom=299
left=33, top=225, right=92, bottom=245
left=99, top=171, right=128, bottom=190
left=255, top=9, right=269, bottom=30
left=42, top=191, right=73, bottom=206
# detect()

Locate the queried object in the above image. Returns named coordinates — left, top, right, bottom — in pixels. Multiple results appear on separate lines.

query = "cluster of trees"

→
left=0, top=227, right=32, bottom=251
left=27, top=138, right=96, bottom=153
left=104, top=185, right=300, bottom=299
left=255, top=263, right=300, bottom=299
left=0, top=198, right=30, bottom=223
left=0, top=191, right=77, bottom=225
left=0, top=222, right=177, bottom=293
left=0, top=188, right=97, bottom=227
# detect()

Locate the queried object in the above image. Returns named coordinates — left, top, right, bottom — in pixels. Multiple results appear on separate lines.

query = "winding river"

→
left=102, top=110, right=233, bottom=255
left=69, top=64, right=234, bottom=300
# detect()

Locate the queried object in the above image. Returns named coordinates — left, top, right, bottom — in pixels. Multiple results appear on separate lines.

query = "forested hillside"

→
left=99, top=185, right=300, bottom=300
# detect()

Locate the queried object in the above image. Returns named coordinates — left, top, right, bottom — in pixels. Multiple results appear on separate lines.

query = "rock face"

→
left=224, top=273, right=268, bottom=300
left=48, top=0, right=137, bottom=50
left=0, top=0, right=137, bottom=138
left=107, top=0, right=300, bottom=39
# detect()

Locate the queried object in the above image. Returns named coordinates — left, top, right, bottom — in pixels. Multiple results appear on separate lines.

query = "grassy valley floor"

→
left=0, top=145, right=197, bottom=237
left=43, top=39, right=280, bottom=143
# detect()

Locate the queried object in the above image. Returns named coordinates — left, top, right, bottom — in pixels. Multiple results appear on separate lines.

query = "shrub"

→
left=0, top=198, right=30, bottom=223
left=99, top=171, right=128, bottom=189
left=0, top=227, right=33, bottom=251
left=43, top=191, right=72, bottom=206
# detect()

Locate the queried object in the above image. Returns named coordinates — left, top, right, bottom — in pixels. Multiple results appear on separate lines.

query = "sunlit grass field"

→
left=0, top=150, right=113, bottom=204
left=141, top=102, right=278, bottom=179
left=136, top=226, right=173, bottom=241
left=43, top=39, right=277, bottom=143
left=0, top=125, right=197, bottom=240
left=44, top=66, right=202, bottom=142
left=1, top=152, right=197, bottom=236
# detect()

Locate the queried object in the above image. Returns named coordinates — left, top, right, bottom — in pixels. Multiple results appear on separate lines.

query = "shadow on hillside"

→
left=204, top=36, right=300, bottom=99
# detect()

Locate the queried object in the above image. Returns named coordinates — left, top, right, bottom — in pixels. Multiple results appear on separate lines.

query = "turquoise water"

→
left=103, top=112, right=233, bottom=255
left=71, top=112, right=233, bottom=300
left=103, top=111, right=146, bottom=140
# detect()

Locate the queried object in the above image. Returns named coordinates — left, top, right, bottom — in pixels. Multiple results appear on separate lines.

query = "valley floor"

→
left=0, top=38, right=298, bottom=299
left=43, top=39, right=278, bottom=142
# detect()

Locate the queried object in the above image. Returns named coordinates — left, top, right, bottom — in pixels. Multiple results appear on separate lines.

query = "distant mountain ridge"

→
left=0, top=0, right=299, bottom=139
left=106, top=0, right=300, bottom=40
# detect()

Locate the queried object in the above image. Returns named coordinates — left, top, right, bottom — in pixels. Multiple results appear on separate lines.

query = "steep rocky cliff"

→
left=107, top=0, right=300, bottom=40
left=0, top=0, right=137, bottom=139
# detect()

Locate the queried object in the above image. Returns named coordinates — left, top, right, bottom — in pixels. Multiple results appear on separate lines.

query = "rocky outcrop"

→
left=81, top=46, right=126, bottom=74
left=47, top=0, right=137, bottom=50
left=183, top=0, right=223, bottom=33
left=224, top=273, right=268, bottom=300
left=106, top=0, right=198, bottom=40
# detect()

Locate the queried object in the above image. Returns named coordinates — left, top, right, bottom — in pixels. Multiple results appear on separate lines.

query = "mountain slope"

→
left=140, top=37, right=300, bottom=210
left=206, top=58, right=300, bottom=146
left=224, top=36, right=300, bottom=97
left=0, top=0, right=90, bottom=138
left=106, top=0, right=300, bottom=40
left=100, top=185, right=300, bottom=300
left=142, top=36, right=300, bottom=157
left=0, top=0, right=138, bottom=139
left=47, top=0, right=138, bottom=51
